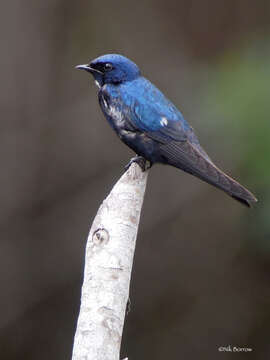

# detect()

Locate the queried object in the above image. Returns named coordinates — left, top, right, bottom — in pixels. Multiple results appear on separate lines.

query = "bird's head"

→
left=76, top=54, right=141, bottom=88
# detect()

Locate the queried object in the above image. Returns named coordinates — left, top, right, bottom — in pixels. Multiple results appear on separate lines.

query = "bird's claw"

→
left=125, top=155, right=152, bottom=172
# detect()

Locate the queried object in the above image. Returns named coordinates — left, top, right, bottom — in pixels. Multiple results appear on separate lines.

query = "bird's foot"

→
left=125, top=155, right=152, bottom=172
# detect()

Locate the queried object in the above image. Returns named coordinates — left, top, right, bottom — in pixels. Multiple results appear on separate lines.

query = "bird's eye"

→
left=104, top=63, right=113, bottom=72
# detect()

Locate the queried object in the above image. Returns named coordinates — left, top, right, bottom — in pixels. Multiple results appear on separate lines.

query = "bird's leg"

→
left=125, top=155, right=151, bottom=172
left=125, top=155, right=146, bottom=171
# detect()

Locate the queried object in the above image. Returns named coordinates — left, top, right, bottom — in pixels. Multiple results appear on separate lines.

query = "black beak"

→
left=75, top=64, right=102, bottom=74
left=75, top=64, right=92, bottom=72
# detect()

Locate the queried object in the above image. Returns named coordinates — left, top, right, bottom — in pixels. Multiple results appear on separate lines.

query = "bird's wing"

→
left=116, top=78, right=189, bottom=142
left=125, top=95, right=213, bottom=162
left=145, top=117, right=187, bottom=143
left=159, top=140, right=216, bottom=177
left=126, top=100, right=188, bottom=142
left=119, top=78, right=213, bottom=161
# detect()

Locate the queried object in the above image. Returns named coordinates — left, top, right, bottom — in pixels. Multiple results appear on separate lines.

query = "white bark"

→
left=72, top=162, right=149, bottom=360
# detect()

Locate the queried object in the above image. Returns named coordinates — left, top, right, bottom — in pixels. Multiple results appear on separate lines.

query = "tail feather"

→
left=232, top=195, right=251, bottom=207
left=160, top=140, right=258, bottom=206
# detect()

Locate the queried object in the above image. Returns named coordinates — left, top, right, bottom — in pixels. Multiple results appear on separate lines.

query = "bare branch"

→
left=72, top=162, right=149, bottom=360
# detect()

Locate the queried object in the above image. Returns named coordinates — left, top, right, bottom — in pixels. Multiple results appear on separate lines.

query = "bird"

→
left=76, top=54, right=257, bottom=207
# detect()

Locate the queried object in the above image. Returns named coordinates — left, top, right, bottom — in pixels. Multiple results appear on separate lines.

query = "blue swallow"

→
left=76, top=54, right=257, bottom=207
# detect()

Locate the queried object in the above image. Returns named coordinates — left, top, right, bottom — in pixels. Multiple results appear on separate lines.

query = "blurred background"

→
left=0, top=0, right=270, bottom=359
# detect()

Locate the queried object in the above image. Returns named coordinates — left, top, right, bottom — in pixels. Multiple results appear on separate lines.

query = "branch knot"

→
left=92, top=228, right=109, bottom=246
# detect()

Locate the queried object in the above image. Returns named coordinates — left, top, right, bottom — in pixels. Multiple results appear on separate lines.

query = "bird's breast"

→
left=99, top=91, right=126, bottom=131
